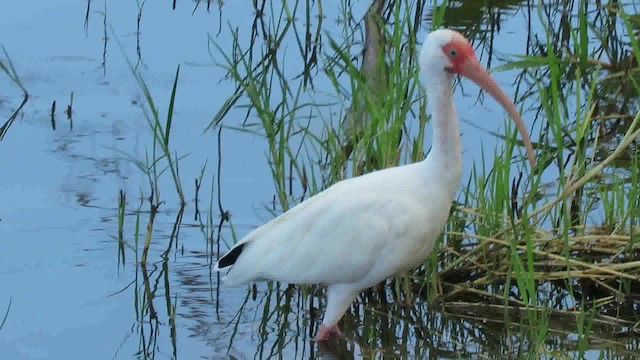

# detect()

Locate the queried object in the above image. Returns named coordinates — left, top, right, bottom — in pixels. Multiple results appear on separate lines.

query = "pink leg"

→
left=313, top=285, right=356, bottom=342
left=313, top=324, right=342, bottom=342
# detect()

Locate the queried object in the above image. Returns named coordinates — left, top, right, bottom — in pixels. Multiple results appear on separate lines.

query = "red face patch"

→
left=441, top=40, right=475, bottom=74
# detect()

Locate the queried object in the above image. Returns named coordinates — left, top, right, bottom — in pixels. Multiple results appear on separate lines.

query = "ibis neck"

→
left=425, top=74, right=462, bottom=179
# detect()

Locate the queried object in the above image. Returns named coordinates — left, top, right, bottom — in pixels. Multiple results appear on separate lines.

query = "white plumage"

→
left=214, top=28, right=535, bottom=342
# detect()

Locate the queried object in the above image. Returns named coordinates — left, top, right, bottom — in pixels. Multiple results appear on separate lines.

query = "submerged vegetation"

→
left=41, top=0, right=640, bottom=358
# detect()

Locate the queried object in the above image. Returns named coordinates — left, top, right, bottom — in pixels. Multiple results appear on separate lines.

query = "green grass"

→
left=111, top=0, right=640, bottom=358
left=111, top=28, right=189, bottom=264
left=0, top=46, right=28, bottom=141
left=209, top=1, right=640, bottom=358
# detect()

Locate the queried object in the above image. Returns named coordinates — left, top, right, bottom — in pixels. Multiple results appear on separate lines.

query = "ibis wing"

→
left=220, top=168, right=419, bottom=286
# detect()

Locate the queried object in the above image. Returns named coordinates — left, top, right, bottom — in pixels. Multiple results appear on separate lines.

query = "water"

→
left=1, top=1, right=638, bottom=359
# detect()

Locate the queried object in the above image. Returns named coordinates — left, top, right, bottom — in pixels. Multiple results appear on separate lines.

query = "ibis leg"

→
left=314, top=284, right=357, bottom=342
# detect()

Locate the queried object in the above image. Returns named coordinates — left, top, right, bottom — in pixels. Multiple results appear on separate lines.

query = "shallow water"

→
left=0, top=1, right=638, bottom=359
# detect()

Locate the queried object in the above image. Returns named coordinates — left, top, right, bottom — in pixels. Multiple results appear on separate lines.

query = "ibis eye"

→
left=449, top=49, right=457, bottom=57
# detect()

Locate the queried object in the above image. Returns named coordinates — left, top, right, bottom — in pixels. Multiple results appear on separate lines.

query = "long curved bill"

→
left=459, top=59, right=536, bottom=169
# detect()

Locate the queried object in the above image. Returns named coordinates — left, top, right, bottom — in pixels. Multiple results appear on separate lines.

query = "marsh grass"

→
left=0, top=47, right=28, bottom=141
left=105, top=36, right=211, bottom=356
left=117, top=190, right=126, bottom=267
left=66, top=92, right=74, bottom=130
left=427, top=3, right=640, bottom=357
left=0, top=297, right=10, bottom=332
left=201, top=0, right=640, bottom=358
left=110, top=0, right=640, bottom=358
left=113, top=35, right=188, bottom=263
left=50, top=100, right=56, bottom=131
left=108, top=187, right=180, bottom=358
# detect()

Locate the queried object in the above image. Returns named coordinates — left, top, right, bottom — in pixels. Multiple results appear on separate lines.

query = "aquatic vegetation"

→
left=0, top=297, right=10, bottom=332
left=205, top=0, right=640, bottom=358
left=72, top=0, right=640, bottom=358
left=0, top=47, right=28, bottom=141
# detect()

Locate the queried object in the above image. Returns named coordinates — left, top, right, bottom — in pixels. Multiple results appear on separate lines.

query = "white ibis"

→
left=214, top=29, right=536, bottom=342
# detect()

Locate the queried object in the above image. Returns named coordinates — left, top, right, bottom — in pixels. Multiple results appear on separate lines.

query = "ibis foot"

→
left=314, top=324, right=341, bottom=342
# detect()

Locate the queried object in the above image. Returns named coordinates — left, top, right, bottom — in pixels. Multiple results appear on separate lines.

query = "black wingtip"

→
left=218, top=243, right=245, bottom=268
